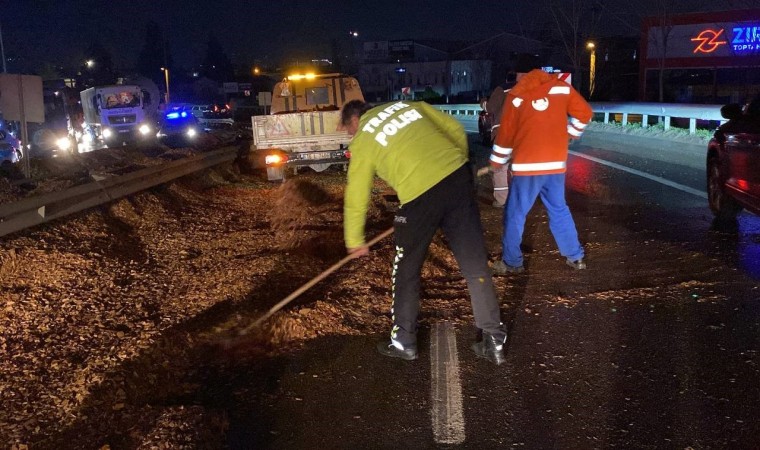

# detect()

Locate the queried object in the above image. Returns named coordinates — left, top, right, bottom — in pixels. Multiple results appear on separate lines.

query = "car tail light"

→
left=344, top=150, right=351, bottom=159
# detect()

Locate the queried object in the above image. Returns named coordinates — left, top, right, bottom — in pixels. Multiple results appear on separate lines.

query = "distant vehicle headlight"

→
left=56, top=137, right=71, bottom=151
left=186, top=128, right=197, bottom=138
left=102, top=128, right=113, bottom=138
left=139, top=124, right=151, bottom=135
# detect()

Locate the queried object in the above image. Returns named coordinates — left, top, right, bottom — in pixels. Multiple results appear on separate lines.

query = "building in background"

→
left=356, top=36, right=546, bottom=103
left=640, top=8, right=760, bottom=104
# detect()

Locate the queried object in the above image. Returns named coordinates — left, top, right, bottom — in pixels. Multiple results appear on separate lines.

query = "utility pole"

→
left=0, top=22, right=7, bottom=73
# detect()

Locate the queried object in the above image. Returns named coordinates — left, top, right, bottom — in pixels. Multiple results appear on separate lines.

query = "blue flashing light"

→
left=181, top=111, right=187, bottom=118
left=166, top=112, right=180, bottom=119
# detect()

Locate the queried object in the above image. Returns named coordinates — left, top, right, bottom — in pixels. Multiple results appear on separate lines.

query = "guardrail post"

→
left=689, top=119, right=696, bottom=134
left=622, top=113, right=628, bottom=126
left=664, top=116, right=671, bottom=130
left=642, top=114, right=648, bottom=128
left=604, top=112, right=609, bottom=124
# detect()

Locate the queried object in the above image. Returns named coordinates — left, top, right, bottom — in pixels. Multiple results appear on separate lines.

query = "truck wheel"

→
left=266, top=166, right=285, bottom=182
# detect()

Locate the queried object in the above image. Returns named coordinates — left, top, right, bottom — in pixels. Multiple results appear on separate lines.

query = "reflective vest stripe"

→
left=548, top=86, right=570, bottom=95
left=512, top=161, right=566, bottom=172
left=567, top=126, right=583, bottom=137
left=492, top=144, right=512, bottom=156
left=490, top=154, right=509, bottom=164
left=570, top=117, right=587, bottom=129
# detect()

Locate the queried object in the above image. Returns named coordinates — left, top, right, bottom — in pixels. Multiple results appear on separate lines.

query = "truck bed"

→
left=252, top=111, right=349, bottom=151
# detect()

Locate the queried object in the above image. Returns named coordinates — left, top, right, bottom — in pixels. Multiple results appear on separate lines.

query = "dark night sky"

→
left=2, top=0, right=748, bottom=72
left=4, top=0, right=542, bottom=71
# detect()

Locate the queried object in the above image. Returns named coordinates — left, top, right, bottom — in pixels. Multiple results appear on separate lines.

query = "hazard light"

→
left=265, top=154, right=287, bottom=165
left=288, top=73, right=316, bottom=81
left=344, top=150, right=351, bottom=159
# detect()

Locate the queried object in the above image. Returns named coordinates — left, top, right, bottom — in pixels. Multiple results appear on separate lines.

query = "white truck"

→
left=250, top=73, right=364, bottom=181
left=80, top=85, right=158, bottom=147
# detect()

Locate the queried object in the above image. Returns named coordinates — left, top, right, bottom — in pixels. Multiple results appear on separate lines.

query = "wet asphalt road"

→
left=219, top=137, right=760, bottom=449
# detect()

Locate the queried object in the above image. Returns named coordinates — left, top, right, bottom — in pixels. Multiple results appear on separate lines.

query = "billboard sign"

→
left=389, top=40, right=414, bottom=60
left=223, top=82, right=239, bottom=93
left=0, top=74, right=44, bottom=123
left=363, top=41, right=389, bottom=61
left=647, top=21, right=760, bottom=59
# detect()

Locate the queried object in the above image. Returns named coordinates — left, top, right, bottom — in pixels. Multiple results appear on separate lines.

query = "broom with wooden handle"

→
left=234, top=227, right=395, bottom=337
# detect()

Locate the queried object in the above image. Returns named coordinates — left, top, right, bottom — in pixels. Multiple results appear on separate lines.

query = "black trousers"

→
left=390, top=164, right=506, bottom=347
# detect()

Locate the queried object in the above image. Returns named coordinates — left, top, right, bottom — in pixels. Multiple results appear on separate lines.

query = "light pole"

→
left=0, top=22, right=7, bottom=73
left=161, top=67, right=170, bottom=104
left=586, top=41, right=596, bottom=98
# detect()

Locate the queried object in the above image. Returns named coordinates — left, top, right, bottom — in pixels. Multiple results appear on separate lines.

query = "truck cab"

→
left=251, top=73, right=364, bottom=181
left=80, top=85, right=157, bottom=147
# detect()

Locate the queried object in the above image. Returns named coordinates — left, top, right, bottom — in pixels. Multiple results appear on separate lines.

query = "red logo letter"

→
left=691, top=29, right=728, bottom=53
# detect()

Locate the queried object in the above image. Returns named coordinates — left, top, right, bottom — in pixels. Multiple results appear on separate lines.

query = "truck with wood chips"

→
left=250, top=73, right=364, bottom=181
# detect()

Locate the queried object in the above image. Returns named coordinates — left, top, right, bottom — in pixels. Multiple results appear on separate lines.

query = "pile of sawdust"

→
left=267, top=179, right=336, bottom=249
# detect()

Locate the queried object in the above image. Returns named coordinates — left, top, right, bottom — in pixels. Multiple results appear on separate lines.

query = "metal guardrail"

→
left=434, top=102, right=727, bottom=135
left=588, top=102, right=724, bottom=134
left=0, top=147, right=238, bottom=238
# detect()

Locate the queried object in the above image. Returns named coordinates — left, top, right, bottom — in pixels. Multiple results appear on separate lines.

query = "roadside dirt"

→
left=1, top=152, right=507, bottom=448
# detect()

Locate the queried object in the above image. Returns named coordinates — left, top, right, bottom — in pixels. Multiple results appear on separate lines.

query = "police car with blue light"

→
left=156, top=108, right=202, bottom=145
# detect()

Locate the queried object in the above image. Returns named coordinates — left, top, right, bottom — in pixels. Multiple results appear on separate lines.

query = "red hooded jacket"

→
left=490, top=69, right=592, bottom=176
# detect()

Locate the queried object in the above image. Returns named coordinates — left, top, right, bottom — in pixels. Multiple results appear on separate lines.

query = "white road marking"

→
left=430, top=321, right=466, bottom=444
left=569, top=150, right=708, bottom=199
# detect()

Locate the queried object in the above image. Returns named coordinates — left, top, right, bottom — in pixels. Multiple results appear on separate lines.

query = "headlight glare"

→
left=56, top=137, right=71, bottom=151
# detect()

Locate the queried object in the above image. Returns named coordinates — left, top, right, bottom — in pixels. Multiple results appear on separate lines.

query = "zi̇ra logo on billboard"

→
left=691, top=29, right=728, bottom=54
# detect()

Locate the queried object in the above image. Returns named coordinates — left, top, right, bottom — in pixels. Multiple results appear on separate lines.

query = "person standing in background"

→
left=489, top=69, right=592, bottom=274
left=485, top=71, right=517, bottom=208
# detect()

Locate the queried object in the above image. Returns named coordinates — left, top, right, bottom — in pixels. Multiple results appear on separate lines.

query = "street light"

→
left=86, top=59, right=95, bottom=68
left=586, top=41, right=596, bottom=97
left=161, top=67, right=170, bottom=104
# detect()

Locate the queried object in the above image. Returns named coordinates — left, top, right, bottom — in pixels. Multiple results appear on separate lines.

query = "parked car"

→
left=0, top=142, right=21, bottom=166
left=156, top=108, right=202, bottom=146
left=706, top=98, right=760, bottom=220
left=187, top=104, right=211, bottom=119
left=0, top=129, right=21, bottom=153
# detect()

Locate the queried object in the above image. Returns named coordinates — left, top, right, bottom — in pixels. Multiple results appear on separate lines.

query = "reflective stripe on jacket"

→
left=490, top=69, right=592, bottom=176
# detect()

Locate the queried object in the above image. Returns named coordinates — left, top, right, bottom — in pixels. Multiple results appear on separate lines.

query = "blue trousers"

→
left=502, top=173, right=584, bottom=267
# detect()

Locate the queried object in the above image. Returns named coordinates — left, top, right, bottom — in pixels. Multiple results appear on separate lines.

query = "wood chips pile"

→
left=1, top=146, right=488, bottom=448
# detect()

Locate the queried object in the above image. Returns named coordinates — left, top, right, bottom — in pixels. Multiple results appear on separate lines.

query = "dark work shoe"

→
left=376, top=340, right=418, bottom=361
left=492, top=260, right=524, bottom=274
left=566, top=258, right=587, bottom=270
left=471, top=332, right=507, bottom=365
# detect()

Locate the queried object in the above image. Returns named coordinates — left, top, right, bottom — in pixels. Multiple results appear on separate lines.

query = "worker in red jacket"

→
left=489, top=69, right=593, bottom=274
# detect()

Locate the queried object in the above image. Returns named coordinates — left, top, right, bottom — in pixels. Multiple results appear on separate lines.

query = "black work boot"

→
left=471, top=331, right=507, bottom=365
left=376, top=340, right=418, bottom=361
